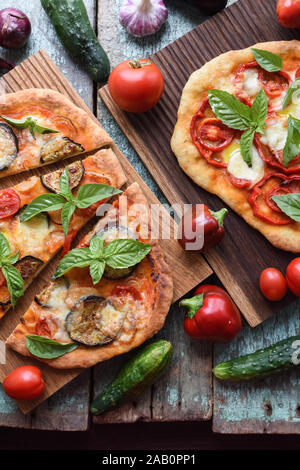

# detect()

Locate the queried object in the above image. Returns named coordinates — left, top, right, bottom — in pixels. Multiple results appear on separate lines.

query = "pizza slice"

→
left=0, top=89, right=112, bottom=177
left=0, top=148, right=126, bottom=318
left=6, top=183, right=173, bottom=369
left=171, top=41, right=300, bottom=252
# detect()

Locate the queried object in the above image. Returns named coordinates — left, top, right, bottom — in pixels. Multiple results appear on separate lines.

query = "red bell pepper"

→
left=180, top=285, right=242, bottom=343
left=178, top=204, right=227, bottom=252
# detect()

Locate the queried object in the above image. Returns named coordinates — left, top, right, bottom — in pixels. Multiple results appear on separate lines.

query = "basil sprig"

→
left=54, top=234, right=152, bottom=284
left=208, top=89, right=267, bottom=166
left=0, top=232, right=24, bottom=307
left=1, top=115, right=58, bottom=138
left=20, top=167, right=122, bottom=236
left=26, top=334, right=78, bottom=359
left=251, top=48, right=282, bottom=72
left=282, top=115, right=300, bottom=167
left=271, top=193, right=300, bottom=222
left=282, top=78, right=300, bottom=109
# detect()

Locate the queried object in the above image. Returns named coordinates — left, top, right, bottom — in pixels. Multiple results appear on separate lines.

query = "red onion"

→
left=0, top=8, right=31, bottom=49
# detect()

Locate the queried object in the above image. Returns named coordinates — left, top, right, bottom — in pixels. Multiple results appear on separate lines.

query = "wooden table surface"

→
left=0, top=0, right=299, bottom=445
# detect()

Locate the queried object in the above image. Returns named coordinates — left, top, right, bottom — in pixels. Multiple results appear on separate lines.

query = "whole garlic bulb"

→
left=119, top=0, right=168, bottom=37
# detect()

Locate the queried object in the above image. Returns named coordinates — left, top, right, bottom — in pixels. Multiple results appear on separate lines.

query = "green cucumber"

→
left=41, top=0, right=110, bottom=82
left=90, top=339, right=173, bottom=415
left=213, top=335, right=300, bottom=381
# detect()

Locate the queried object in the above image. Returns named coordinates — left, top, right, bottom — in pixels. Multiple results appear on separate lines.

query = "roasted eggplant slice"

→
left=35, top=276, right=69, bottom=308
left=97, top=226, right=137, bottom=280
left=0, top=285, right=11, bottom=306
left=40, top=136, right=84, bottom=164
left=66, top=295, right=126, bottom=347
left=0, top=123, right=18, bottom=170
left=15, top=256, right=44, bottom=285
left=41, top=161, right=85, bottom=193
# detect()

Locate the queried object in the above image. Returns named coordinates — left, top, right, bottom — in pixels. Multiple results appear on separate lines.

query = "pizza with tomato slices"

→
left=0, top=89, right=112, bottom=177
left=0, top=148, right=126, bottom=319
left=171, top=41, right=300, bottom=252
left=6, top=183, right=173, bottom=369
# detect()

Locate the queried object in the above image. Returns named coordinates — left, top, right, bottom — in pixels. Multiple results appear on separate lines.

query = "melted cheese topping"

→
left=242, top=69, right=260, bottom=97
left=260, top=118, right=288, bottom=152
left=227, top=145, right=264, bottom=185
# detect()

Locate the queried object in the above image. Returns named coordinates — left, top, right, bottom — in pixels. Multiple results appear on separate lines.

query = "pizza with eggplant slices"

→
left=0, top=148, right=126, bottom=318
left=6, top=183, right=173, bottom=369
left=0, top=89, right=112, bottom=177
left=171, top=41, right=300, bottom=253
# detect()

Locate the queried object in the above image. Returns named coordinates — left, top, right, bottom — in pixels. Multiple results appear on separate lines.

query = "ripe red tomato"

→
left=3, top=365, right=45, bottom=400
left=0, top=188, right=20, bottom=219
left=259, top=268, right=287, bottom=301
left=108, top=59, right=164, bottom=113
left=286, top=258, right=300, bottom=296
left=277, top=0, right=300, bottom=28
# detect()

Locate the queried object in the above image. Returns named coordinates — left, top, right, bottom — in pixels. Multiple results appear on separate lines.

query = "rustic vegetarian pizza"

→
left=0, top=148, right=126, bottom=318
left=171, top=41, right=300, bottom=252
left=0, top=89, right=112, bottom=177
left=6, top=182, right=173, bottom=369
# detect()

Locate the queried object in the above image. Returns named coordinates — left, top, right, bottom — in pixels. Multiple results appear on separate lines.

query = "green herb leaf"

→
left=75, top=184, right=122, bottom=209
left=54, top=247, right=95, bottom=278
left=26, top=334, right=78, bottom=359
left=20, top=194, right=66, bottom=222
left=251, top=48, right=282, bottom=72
left=61, top=202, right=76, bottom=236
left=7, top=251, right=20, bottom=266
left=0, top=232, right=11, bottom=258
left=250, top=89, right=268, bottom=128
left=104, top=239, right=152, bottom=268
left=89, top=235, right=104, bottom=257
left=240, top=127, right=256, bottom=167
left=283, top=115, right=300, bottom=167
left=208, top=89, right=252, bottom=130
left=271, top=193, right=300, bottom=222
left=2, top=264, right=24, bottom=307
left=1, top=115, right=58, bottom=135
left=283, top=77, right=300, bottom=109
left=89, top=260, right=105, bottom=285
left=59, top=167, right=73, bottom=200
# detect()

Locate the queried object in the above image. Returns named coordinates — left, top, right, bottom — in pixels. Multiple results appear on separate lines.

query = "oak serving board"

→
left=100, top=0, right=300, bottom=327
left=0, top=50, right=212, bottom=414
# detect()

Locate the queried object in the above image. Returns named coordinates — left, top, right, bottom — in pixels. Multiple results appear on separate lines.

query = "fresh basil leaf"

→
left=26, top=334, right=78, bottom=359
left=2, top=264, right=24, bottom=307
left=104, top=239, right=152, bottom=269
left=54, top=247, right=95, bottom=278
left=283, top=115, right=300, bottom=167
left=31, top=120, right=58, bottom=135
left=59, top=167, right=73, bottom=200
left=251, top=48, right=282, bottom=72
left=76, top=184, right=122, bottom=209
left=271, top=193, right=300, bottom=222
left=250, top=89, right=268, bottom=128
left=6, top=251, right=19, bottom=266
left=1, top=115, right=29, bottom=129
left=89, top=260, right=105, bottom=285
left=1, top=116, right=58, bottom=135
left=208, top=89, right=252, bottom=130
left=283, top=77, right=300, bottom=109
left=240, top=127, right=256, bottom=167
left=89, top=235, right=104, bottom=257
left=61, top=202, right=76, bottom=236
left=20, top=194, right=66, bottom=221
left=0, top=231, right=11, bottom=258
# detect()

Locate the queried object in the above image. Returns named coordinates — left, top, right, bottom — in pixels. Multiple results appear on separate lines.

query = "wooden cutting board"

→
left=0, top=50, right=212, bottom=414
left=100, top=0, right=300, bottom=327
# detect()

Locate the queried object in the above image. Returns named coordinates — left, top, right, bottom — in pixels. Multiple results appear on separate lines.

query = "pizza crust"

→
left=0, top=88, right=112, bottom=176
left=171, top=41, right=300, bottom=253
left=6, top=183, right=173, bottom=369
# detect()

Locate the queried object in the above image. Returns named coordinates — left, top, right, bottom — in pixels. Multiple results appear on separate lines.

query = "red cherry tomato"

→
left=61, top=230, right=77, bottom=258
left=0, top=188, right=21, bottom=219
left=108, top=59, right=164, bottom=113
left=286, top=258, right=300, bottom=296
left=277, top=0, right=300, bottom=28
left=3, top=366, right=45, bottom=401
left=259, top=268, right=287, bottom=301
left=197, top=118, right=235, bottom=151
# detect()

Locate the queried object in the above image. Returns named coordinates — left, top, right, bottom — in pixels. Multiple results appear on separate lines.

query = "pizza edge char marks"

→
left=0, top=89, right=112, bottom=177
left=171, top=40, right=300, bottom=253
left=0, top=148, right=127, bottom=319
left=6, top=183, right=174, bottom=369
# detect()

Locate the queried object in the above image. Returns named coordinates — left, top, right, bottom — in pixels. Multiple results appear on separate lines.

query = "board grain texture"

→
left=99, top=0, right=300, bottom=328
